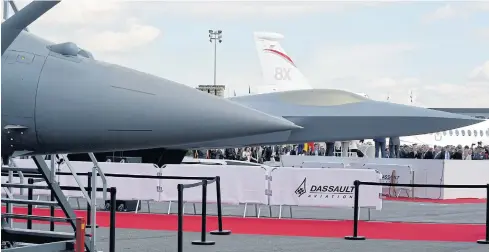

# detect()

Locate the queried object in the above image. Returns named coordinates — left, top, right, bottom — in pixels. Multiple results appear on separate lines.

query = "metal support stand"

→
left=88, top=152, right=107, bottom=203
left=210, top=176, right=231, bottom=235
left=87, top=172, right=92, bottom=226
left=32, top=155, right=92, bottom=251
left=50, top=158, right=55, bottom=231
left=6, top=160, right=15, bottom=228
left=345, top=180, right=366, bottom=240
left=192, top=180, right=215, bottom=245
left=89, top=166, right=97, bottom=252
left=476, top=184, right=489, bottom=244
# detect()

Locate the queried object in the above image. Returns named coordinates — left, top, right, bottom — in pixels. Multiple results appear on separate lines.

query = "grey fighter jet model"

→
left=1, top=1, right=301, bottom=162
left=78, top=88, right=483, bottom=166
left=167, top=89, right=483, bottom=149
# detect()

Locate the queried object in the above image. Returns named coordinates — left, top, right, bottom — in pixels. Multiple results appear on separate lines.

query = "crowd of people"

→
left=190, top=140, right=489, bottom=163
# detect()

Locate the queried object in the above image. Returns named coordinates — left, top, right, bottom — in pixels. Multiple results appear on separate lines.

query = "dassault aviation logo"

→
left=294, top=178, right=355, bottom=200
left=294, top=178, right=307, bottom=197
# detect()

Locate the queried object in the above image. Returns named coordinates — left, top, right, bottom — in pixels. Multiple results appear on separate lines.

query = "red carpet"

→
left=2, top=207, right=485, bottom=242
left=384, top=197, right=486, bottom=204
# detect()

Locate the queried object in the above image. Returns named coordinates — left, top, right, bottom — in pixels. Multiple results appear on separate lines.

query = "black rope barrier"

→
left=177, top=178, right=221, bottom=252
left=210, top=176, right=232, bottom=235
left=2, top=169, right=232, bottom=250
left=344, top=180, right=489, bottom=244
left=27, top=178, right=33, bottom=229
left=190, top=179, right=215, bottom=245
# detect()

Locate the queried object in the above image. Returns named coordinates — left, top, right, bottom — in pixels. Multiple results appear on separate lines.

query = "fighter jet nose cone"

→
left=363, top=101, right=485, bottom=134
left=423, top=109, right=484, bottom=129
left=222, top=102, right=302, bottom=131
left=174, top=92, right=301, bottom=140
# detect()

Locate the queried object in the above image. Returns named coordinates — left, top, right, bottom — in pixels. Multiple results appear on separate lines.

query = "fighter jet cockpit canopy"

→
left=47, top=42, right=94, bottom=59
left=278, top=89, right=370, bottom=107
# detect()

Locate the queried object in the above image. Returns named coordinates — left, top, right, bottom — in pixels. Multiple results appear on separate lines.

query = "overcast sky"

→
left=8, top=0, right=489, bottom=107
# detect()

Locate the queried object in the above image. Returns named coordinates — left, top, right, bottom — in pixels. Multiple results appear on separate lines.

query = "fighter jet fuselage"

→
left=1, top=31, right=299, bottom=161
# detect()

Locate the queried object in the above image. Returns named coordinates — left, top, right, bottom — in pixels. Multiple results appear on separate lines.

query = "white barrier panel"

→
left=58, top=161, right=160, bottom=201
left=280, top=155, right=444, bottom=199
left=160, top=164, right=268, bottom=205
left=57, top=161, right=104, bottom=198
left=300, top=161, right=345, bottom=168
left=101, top=163, right=160, bottom=201
left=11, top=158, right=38, bottom=168
left=361, top=163, right=413, bottom=197
left=443, top=160, right=489, bottom=199
left=269, top=168, right=382, bottom=210
left=1, top=175, right=21, bottom=195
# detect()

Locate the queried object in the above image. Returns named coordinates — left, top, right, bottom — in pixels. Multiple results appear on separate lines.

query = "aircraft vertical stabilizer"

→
left=253, top=32, right=312, bottom=93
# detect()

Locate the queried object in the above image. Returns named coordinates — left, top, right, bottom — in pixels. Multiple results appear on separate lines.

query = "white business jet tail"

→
left=253, top=32, right=312, bottom=94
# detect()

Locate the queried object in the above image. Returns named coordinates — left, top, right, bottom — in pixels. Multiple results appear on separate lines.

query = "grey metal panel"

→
left=1, top=240, right=74, bottom=252
left=1, top=50, right=43, bottom=119
left=1, top=49, right=45, bottom=152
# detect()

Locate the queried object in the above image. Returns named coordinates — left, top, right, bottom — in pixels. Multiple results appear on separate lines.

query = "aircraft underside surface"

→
left=67, top=148, right=187, bottom=166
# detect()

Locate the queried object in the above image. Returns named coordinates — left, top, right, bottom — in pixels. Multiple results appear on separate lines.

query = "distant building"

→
left=197, top=85, right=226, bottom=97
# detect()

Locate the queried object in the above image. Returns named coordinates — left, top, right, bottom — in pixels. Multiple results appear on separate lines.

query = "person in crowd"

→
left=463, top=148, right=472, bottom=160
left=373, top=137, right=386, bottom=158
left=290, top=145, right=297, bottom=155
left=187, top=142, right=488, bottom=162
left=436, top=147, right=451, bottom=160
left=388, top=136, right=401, bottom=158
left=424, top=147, right=435, bottom=159
left=326, top=142, right=335, bottom=156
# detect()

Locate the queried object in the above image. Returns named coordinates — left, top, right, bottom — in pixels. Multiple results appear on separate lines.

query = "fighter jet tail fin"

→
left=253, top=31, right=312, bottom=94
left=1, top=0, right=61, bottom=55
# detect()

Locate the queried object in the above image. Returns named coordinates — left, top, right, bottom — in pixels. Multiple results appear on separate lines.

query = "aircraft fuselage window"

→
left=443, top=131, right=447, bottom=136
left=449, top=130, right=453, bottom=136
left=468, top=130, right=471, bottom=136
left=486, top=129, right=489, bottom=137
left=481, top=130, right=484, bottom=137
left=474, top=130, right=477, bottom=137
left=455, top=130, right=459, bottom=136
left=461, top=130, right=465, bottom=136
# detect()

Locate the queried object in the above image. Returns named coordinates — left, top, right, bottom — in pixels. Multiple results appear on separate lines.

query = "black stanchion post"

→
left=210, top=176, right=231, bottom=235
left=50, top=192, right=55, bottom=231
left=27, top=178, right=33, bottom=229
left=109, top=187, right=117, bottom=252
left=86, top=172, right=92, bottom=226
left=345, top=180, right=366, bottom=240
left=192, top=180, right=215, bottom=245
left=177, top=184, right=184, bottom=252
left=477, top=184, right=489, bottom=244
